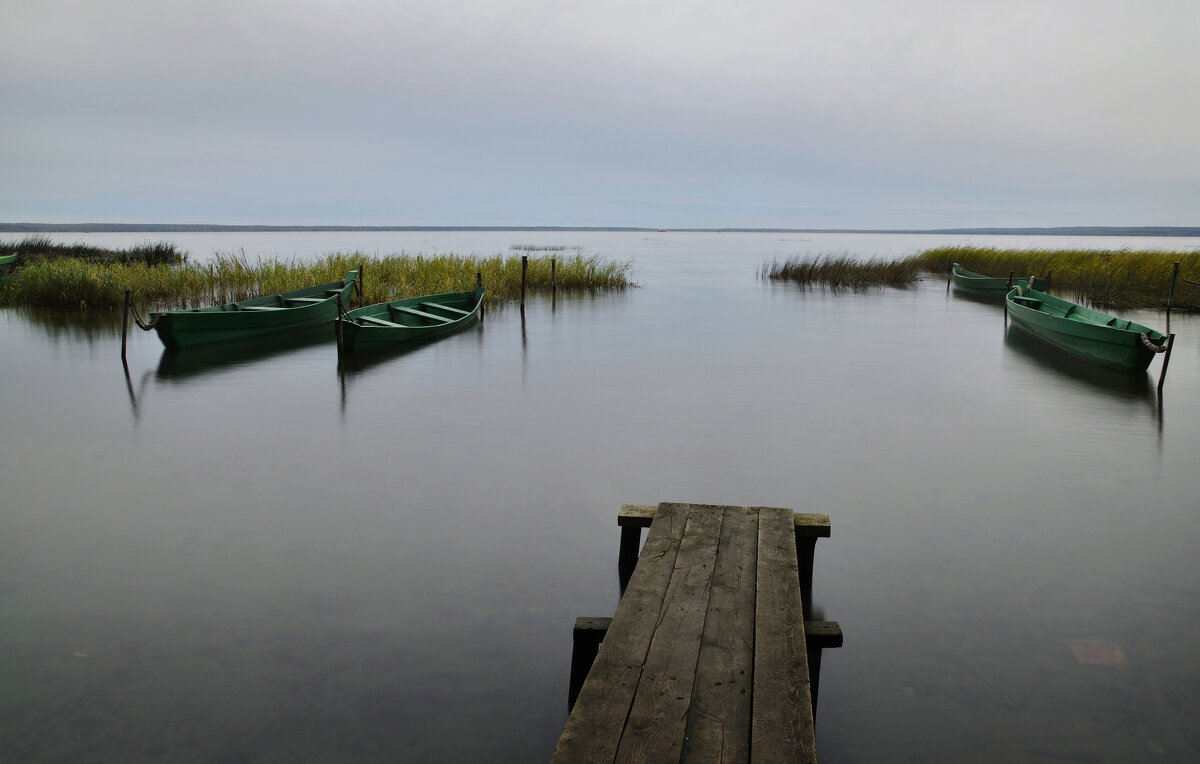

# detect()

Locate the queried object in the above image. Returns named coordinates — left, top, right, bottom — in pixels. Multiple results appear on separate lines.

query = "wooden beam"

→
left=616, top=505, right=724, bottom=762
left=552, top=504, right=690, bottom=763
left=751, top=507, right=817, bottom=764
left=681, top=506, right=758, bottom=762
left=620, top=503, right=830, bottom=537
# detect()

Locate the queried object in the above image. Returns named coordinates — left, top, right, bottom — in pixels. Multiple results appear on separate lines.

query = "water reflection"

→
left=15, top=305, right=124, bottom=342
left=154, top=325, right=333, bottom=382
left=1004, top=325, right=1157, bottom=400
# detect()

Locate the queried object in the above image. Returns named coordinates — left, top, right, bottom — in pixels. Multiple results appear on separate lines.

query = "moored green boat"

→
left=0, top=254, right=16, bottom=290
left=150, top=271, right=359, bottom=349
left=952, top=263, right=1047, bottom=296
left=337, top=284, right=483, bottom=353
left=1005, top=285, right=1168, bottom=372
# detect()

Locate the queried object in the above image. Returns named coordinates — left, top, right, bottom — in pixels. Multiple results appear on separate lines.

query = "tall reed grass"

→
left=761, top=256, right=919, bottom=289
left=0, top=236, right=186, bottom=266
left=916, top=246, right=1199, bottom=309
left=3, top=250, right=635, bottom=309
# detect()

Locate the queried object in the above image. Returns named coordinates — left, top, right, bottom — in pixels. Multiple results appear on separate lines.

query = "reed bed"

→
left=3, top=250, right=635, bottom=309
left=510, top=243, right=580, bottom=253
left=761, top=255, right=919, bottom=289
left=0, top=235, right=186, bottom=266
left=915, top=246, right=1200, bottom=309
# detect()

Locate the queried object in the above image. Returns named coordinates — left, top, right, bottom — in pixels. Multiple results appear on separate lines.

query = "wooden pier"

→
left=553, top=503, right=838, bottom=763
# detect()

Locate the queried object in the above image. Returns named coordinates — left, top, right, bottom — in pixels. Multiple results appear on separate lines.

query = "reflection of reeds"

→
left=4, top=251, right=635, bottom=309
left=914, top=246, right=1200, bottom=309
left=761, top=256, right=919, bottom=289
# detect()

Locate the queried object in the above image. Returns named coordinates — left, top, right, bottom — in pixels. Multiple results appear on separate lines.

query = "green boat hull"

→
left=0, top=254, right=16, bottom=290
left=150, top=271, right=359, bottom=349
left=338, top=285, right=483, bottom=352
left=952, top=263, right=1047, bottom=296
left=1005, top=286, right=1166, bottom=372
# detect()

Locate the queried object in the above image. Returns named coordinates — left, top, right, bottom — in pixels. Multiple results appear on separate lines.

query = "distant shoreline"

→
left=2, top=224, right=1199, bottom=237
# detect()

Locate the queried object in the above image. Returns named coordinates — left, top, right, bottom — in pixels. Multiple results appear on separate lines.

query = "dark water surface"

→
left=2, top=232, right=1199, bottom=762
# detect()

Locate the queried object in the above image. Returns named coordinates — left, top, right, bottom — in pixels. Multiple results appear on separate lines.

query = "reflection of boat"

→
left=1004, top=326, right=1154, bottom=398
left=952, top=263, right=1046, bottom=296
left=337, top=285, right=483, bottom=353
left=155, top=325, right=332, bottom=381
left=1006, top=286, right=1168, bottom=372
left=149, top=271, right=359, bottom=348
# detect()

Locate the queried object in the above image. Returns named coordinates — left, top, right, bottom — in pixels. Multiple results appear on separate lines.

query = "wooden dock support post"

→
left=794, top=512, right=831, bottom=618
left=569, top=617, right=611, bottom=710
left=805, top=620, right=843, bottom=713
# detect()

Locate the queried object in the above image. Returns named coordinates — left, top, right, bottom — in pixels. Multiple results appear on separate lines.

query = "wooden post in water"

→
left=335, top=295, right=345, bottom=356
left=1006, top=271, right=1014, bottom=289
left=121, top=290, right=132, bottom=360
left=521, top=255, right=528, bottom=308
left=551, top=257, right=557, bottom=291
left=1158, top=334, right=1176, bottom=395
left=476, top=272, right=484, bottom=321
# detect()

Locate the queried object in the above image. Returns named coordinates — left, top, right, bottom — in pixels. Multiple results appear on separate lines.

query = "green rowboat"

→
left=337, top=285, right=483, bottom=353
left=1005, top=285, right=1168, bottom=372
left=0, top=254, right=16, bottom=289
left=150, top=271, right=359, bottom=349
left=953, top=263, right=1047, bottom=296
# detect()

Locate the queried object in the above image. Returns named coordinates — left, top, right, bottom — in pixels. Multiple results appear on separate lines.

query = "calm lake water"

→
left=2, top=231, right=1199, bottom=762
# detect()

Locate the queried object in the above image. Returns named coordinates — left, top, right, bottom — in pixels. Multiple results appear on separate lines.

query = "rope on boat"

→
left=1140, top=333, right=1169, bottom=353
left=125, top=291, right=159, bottom=331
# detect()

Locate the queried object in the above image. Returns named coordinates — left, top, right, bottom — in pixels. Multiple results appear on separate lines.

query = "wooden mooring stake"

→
left=121, top=289, right=132, bottom=361
left=520, top=255, right=528, bottom=308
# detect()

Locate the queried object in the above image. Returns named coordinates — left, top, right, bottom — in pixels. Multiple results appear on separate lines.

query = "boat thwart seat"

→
left=240, top=305, right=285, bottom=311
left=287, top=297, right=326, bottom=305
left=395, top=306, right=451, bottom=323
left=358, top=315, right=404, bottom=328
left=422, top=302, right=472, bottom=316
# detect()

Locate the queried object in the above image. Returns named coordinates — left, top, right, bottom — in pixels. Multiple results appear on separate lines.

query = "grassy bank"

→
left=2, top=251, right=635, bottom=309
left=914, top=246, right=1199, bottom=309
left=761, top=256, right=920, bottom=289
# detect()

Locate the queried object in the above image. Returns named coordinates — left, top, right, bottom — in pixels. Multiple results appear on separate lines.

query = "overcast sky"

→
left=2, top=0, right=1196, bottom=228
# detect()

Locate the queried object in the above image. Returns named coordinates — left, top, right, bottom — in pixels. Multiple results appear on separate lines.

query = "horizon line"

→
left=3, top=223, right=1200, bottom=237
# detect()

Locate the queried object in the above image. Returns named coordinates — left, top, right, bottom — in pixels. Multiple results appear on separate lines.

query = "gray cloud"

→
left=2, top=0, right=1196, bottom=226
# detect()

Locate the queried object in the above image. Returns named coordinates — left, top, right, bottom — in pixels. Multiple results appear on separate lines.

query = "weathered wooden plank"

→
left=751, top=507, right=816, bottom=764
left=618, top=503, right=657, bottom=527
left=615, top=504, right=726, bottom=762
left=620, top=504, right=830, bottom=538
left=552, top=504, right=691, bottom=763
left=680, top=506, right=758, bottom=763
left=792, top=512, right=831, bottom=538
